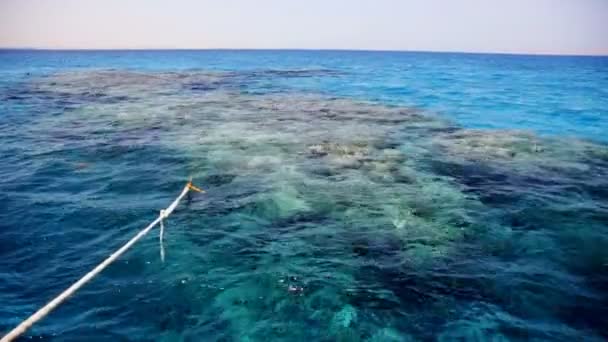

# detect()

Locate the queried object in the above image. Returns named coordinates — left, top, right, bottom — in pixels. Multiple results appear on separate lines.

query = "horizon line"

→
left=1, top=47, right=607, bottom=58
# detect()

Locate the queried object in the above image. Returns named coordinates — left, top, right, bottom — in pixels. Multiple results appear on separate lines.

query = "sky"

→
left=0, top=0, right=607, bottom=55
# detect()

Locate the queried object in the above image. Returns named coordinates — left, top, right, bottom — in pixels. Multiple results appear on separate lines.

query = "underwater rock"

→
left=392, top=165, right=418, bottom=184
left=431, top=128, right=607, bottom=178
left=432, top=129, right=538, bottom=161
left=366, top=328, right=412, bottom=342
left=331, top=304, right=358, bottom=329
left=307, top=142, right=374, bottom=171
left=307, top=142, right=409, bottom=177
left=308, top=144, right=329, bottom=157
left=308, top=142, right=371, bottom=159
left=243, top=186, right=311, bottom=222
left=202, top=173, right=237, bottom=186
left=351, top=243, right=369, bottom=257
left=327, top=155, right=364, bottom=170
left=245, top=155, right=284, bottom=171
left=380, top=148, right=406, bottom=163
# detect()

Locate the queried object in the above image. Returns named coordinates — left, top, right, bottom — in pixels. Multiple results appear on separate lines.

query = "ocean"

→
left=0, top=49, right=607, bottom=341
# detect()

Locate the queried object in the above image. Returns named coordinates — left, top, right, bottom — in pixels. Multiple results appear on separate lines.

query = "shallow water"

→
left=1, top=51, right=607, bottom=341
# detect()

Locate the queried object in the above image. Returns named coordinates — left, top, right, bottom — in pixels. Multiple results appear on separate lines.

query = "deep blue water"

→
left=1, top=50, right=607, bottom=341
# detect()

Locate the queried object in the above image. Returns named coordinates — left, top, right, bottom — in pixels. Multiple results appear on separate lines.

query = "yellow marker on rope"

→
left=187, top=176, right=205, bottom=193
left=187, top=182, right=205, bottom=193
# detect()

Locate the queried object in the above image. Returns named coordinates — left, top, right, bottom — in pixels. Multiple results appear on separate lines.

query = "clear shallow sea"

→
left=0, top=50, right=607, bottom=341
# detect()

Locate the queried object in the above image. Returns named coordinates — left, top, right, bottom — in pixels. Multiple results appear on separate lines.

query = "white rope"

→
left=159, top=210, right=166, bottom=263
left=1, top=182, right=195, bottom=342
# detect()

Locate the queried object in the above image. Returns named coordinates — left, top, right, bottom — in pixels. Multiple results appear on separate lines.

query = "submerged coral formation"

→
left=2, top=69, right=607, bottom=340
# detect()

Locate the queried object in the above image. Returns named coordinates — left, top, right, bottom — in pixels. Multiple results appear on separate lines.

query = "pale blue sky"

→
left=1, top=0, right=607, bottom=55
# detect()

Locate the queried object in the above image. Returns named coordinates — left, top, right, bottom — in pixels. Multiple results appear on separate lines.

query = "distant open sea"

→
left=1, top=50, right=607, bottom=341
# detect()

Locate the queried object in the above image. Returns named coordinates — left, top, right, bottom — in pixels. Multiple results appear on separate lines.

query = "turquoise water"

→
left=0, top=50, right=607, bottom=341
